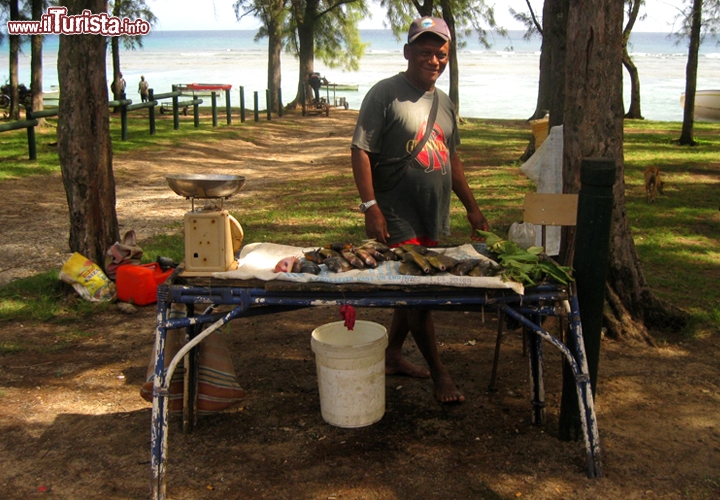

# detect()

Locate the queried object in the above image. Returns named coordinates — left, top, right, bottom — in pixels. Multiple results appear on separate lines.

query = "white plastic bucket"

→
left=310, top=320, right=388, bottom=428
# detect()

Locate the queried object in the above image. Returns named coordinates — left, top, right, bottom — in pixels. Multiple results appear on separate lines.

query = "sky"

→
left=150, top=1, right=683, bottom=33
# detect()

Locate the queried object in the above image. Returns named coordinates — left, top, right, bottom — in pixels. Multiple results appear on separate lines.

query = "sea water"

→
left=2, top=29, right=719, bottom=121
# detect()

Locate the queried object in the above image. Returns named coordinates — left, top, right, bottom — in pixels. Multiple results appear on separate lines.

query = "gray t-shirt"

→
left=352, top=73, right=459, bottom=244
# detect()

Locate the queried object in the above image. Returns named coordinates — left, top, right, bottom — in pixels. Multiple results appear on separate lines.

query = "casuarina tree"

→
left=57, top=0, right=119, bottom=269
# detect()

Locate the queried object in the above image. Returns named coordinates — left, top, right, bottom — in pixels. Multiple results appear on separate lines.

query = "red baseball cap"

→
left=407, top=16, right=451, bottom=44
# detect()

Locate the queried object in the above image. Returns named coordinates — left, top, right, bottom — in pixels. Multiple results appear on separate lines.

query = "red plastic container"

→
left=116, top=263, right=174, bottom=306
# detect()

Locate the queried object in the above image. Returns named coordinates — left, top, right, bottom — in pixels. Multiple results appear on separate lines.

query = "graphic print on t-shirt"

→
left=413, top=117, right=449, bottom=175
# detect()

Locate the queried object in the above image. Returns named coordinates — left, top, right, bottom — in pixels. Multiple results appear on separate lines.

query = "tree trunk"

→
left=290, top=0, right=319, bottom=107
left=31, top=0, right=46, bottom=124
left=111, top=35, right=122, bottom=99
left=563, top=0, right=687, bottom=344
left=622, top=48, right=643, bottom=119
left=545, top=0, right=568, bottom=130
left=521, top=0, right=568, bottom=162
left=679, top=0, right=703, bottom=146
left=9, top=0, right=20, bottom=120
left=441, top=0, right=460, bottom=116
left=57, top=0, right=119, bottom=269
left=110, top=2, right=123, bottom=112
left=530, top=0, right=554, bottom=121
left=267, top=18, right=283, bottom=114
left=622, top=0, right=643, bottom=119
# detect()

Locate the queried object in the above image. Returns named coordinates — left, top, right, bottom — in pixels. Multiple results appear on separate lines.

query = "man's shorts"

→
left=389, top=237, right=438, bottom=249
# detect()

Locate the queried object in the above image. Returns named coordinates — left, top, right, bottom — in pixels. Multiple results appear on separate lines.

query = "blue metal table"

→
left=149, top=276, right=601, bottom=499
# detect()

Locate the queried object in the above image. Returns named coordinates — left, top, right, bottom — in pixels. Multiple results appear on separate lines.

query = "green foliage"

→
left=477, top=230, right=573, bottom=286
left=283, top=1, right=369, bottom=72
left=672, top=0, right=720, bottom=42
left=380, top=0, right=504, bottom=49
left=312, top=4, right=369, bottom=71
left=110, top=0, right=158, bottom=50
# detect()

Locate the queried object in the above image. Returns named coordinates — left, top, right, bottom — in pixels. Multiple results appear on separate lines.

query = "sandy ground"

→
left=0, top=110, right=718, bottom=499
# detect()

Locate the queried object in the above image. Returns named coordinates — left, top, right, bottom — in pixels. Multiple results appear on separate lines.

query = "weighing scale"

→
left=166, top=174, right=246, bottom=277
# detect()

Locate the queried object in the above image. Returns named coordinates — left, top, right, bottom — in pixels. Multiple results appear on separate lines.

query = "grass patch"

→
left=623, top=120, right=720, bottom=331
left=1, top=115, right=718, bottom=337
left=0, top=271, right=112, bottom=324
left=0, top=111, right=252, bottom=180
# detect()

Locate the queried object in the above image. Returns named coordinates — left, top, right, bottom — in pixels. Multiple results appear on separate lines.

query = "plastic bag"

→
left=59, top=252, right=116, bottom=302
left=508, top=222, right=537, bottom=250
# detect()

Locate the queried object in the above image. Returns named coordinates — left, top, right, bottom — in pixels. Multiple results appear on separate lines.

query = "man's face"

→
left=404, top=35, right=450, bottom=91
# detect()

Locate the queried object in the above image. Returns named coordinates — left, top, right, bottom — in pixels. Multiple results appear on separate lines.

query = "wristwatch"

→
left=359, top=199, right=377, bottom=213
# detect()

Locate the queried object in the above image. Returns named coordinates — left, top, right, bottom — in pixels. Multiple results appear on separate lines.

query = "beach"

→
left=2, top=29, right=719, bottom=121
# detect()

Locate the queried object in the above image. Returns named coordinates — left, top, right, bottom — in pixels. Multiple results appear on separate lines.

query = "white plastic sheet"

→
left=214, top=242, right=524, bottom=294
left=520, top=125, right=564, bottom=255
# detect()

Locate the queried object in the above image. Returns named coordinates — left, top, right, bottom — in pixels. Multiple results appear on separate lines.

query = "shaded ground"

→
left=0, top=111, right=718, bottom=499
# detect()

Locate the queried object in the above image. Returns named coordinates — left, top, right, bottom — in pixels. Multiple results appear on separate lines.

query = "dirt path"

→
left=0, top=111, right=355, bottom=286
left=0, top=111, right=719, bottom=499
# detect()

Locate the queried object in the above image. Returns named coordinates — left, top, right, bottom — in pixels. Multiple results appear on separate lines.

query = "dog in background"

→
left=644, top=166, right=664, bottom=203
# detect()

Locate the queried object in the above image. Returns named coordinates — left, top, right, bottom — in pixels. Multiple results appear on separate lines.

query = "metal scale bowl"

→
left=166, top=174, right=246, bottom=276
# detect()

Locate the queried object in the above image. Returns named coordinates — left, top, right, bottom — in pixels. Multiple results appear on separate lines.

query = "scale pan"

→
left=166, top=174, right=246, bottom=198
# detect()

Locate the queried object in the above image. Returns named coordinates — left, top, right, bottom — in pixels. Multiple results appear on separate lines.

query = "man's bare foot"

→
left=433, top=372, right=465, bottom=404
left=385, top=357, right=430, bottom=378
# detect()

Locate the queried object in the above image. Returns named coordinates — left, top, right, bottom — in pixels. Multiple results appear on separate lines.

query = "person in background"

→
left=138, top=75, right=149, bottom=103
left=350, top=16, right=489, bottom=404
left=111, top=72, right=126, bottom=97
left=308, top=72, right=328, bottom=103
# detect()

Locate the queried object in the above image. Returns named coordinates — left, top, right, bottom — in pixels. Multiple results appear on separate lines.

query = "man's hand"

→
left=468, top=209, right=489, bottom=241
left=364, top=205, right=390, bottom=243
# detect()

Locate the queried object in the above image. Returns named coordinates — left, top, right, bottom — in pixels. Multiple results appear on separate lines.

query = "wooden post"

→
left=253, top=91, right=259, bottom=122
left=172, top=85, right=180, bottom=130
left=26, top=108, right=37, bottom=160
left=266, top=89, right=271, bottom=121
left=239, top=86, right=245, bottom=123
left=120, top=100, right=128, bottom=141
left=148, top=89, right=156, bottom=135
left=193, top=99, right=200, bottom=128
left=211, top=92, right=218, bottom=127
left=225, top=89, right=232, bottom=125
left=559, top=157, right=615, bottom=441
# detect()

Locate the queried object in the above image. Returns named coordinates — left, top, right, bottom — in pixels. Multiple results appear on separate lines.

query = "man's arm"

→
left=450, top=152, right=489, bottom=238
left=351, top=147, right=390, bottom=243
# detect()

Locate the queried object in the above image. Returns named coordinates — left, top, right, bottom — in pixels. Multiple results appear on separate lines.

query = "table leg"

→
left=488, top=310, right=505, bottom=391
left=151, top=297, right=170, bottom=500
left=501, top=301, right=601, bottom=477
left=526, top=313, right=546, bottom=425
left=183, top=304, right=199, bottom=434
left=566, top=295, right=603, bottom=478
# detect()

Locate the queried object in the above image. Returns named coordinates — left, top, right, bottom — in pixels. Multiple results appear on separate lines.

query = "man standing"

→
left=138, top=75, right=149, bottom=103
left=351, top=16, right=489, bottom=403
left=112, top=72, right=126, bottom=97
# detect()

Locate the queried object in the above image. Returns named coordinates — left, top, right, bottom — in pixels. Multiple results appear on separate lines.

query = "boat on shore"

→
left=680, top=89, right=720, bottom=121
left=322, top=83, right=359, bottom=92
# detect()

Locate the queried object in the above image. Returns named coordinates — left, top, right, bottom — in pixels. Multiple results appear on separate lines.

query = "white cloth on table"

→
left=213, top=242, right=524, bottom=295
left=520, top=124, right=563, bottom=255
